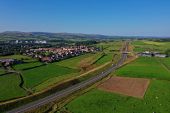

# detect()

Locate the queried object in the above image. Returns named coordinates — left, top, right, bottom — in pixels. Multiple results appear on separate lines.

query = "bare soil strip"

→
left=78, top=62, right=111, bottom=77
left=98, top=76, right=150, bottom=98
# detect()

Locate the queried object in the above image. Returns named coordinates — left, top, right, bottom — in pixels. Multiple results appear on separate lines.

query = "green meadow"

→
left=0, top=68, right=6, bottom=75
left=116, top=57, right=170, bottom=80
left=13, top=62, right=43, bottom=70
left=95, top=53, right=113, bottom=65
left=22, top=64, right=78, bottom=88
left=132, top=40, right=170, bottom=52
left=0, top=74, right=26, bottom=101
left=0, top=55, right=37, bottom=63
left=57, top=53, right=102, bottom=69
left=158, top=57, right=170, bottom=70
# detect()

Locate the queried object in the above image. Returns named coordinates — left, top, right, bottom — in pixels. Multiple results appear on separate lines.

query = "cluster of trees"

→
left=0, top=42, right=51, bottom=56
left=165, top=49, right=170, bottom=57
left=75, top=40, right=98, bottom=46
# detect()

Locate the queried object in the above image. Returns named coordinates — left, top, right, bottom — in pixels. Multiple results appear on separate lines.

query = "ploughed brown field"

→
left=98, top=76, right=150, bottom=98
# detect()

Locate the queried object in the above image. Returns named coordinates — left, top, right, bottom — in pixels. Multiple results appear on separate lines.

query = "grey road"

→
left=6, top=42, right=129, bottom=113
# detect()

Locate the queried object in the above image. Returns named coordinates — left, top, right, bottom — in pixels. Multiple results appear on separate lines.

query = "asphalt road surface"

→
left=6, top=42, right=129, bottom=113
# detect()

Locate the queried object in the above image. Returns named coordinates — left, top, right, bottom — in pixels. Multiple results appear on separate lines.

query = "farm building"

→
left=139, top=51, right=167, bottom=58
left=0, top=59, right=15, bottom=67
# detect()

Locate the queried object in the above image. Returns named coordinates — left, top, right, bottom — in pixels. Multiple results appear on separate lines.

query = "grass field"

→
left=56, top=53, right=98, bottom=69
left=0, top=68, right=6, bottom=75
left=95, top=53, right=113, bottom=65
left=14, top=62, right=43, bottom=70
left=0, top=55, right=37, bottom=62
left=0, top=74, right=26, bottom=101
left=66, top=80, right=170, bottom=113
left=0, top=41, right=122, bottom=101
left=95, top=41, right=122, bottom=51
left=94, top=41, right=122, bottom=65
left=22, top=64, right=78, bottom=89
left=115, top=57, right=170, bottom=80
left=65, top=56, right=170, bottom=113
left=158, top=58, right=170, bottom=70
left=132, top=40, right=170, bottom=52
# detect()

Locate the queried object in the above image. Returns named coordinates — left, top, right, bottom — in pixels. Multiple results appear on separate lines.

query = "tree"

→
left=165, top=49, right=170, bottom=57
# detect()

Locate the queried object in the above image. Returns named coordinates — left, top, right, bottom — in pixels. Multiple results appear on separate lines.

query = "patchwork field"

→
left=30, top=42, right=122, bottom=91
left=65, top=56, right=170, bottom=113
left=98, top=76, right=150, bottom=98
left=66, top=79, right=170, bottom=113
left=0, top=41, right=122, bottom=101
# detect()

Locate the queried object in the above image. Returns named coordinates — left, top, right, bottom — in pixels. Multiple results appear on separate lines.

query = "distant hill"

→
left=0, top=31, right=169, bottom=41
left=0, top=31, right=115, bottom=41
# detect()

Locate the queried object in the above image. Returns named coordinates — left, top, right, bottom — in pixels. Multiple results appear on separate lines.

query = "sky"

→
left=0, top=0, right=170, bottom=36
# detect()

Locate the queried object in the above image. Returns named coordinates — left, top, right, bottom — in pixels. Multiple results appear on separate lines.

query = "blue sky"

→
left=0, top=0, right=170, bottom=36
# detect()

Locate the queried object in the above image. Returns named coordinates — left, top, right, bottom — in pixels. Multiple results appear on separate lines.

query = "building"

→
left=0, top=59, right=15, bottom=67
left=40, top=57, right=52, bottom=63
left=155, top=54, right=167, bottom=58
left=139, top=51, right=167, bottom=58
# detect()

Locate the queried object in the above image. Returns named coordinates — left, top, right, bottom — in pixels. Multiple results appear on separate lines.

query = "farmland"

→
left=0, top=55, right=36, bottom=62
left=66, top=80, right=170, bottom=113
left=22, top=64, right=78, bottom=89
left=0, top=68, right=6, bottom=75
left=132, top=40, right=170, bottom=52
left=0, top=41, right=122, bottom=101
left=0, top=74, right=26, bottom=101
left=56, top=53, right=100, bottom=69
left=158, top=57, right=170, bottom=70
left=116, top=57, right=170, bottom=80
left=14, top=62, right=43, bottom=70
left=65, top=54, right=170, bottom=113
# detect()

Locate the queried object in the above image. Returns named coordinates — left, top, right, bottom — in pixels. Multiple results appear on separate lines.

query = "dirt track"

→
left=98, top=76, right=150, bottom=98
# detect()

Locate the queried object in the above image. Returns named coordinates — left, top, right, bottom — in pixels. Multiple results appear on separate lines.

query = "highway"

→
left=6, top=42, right=129, bottom=113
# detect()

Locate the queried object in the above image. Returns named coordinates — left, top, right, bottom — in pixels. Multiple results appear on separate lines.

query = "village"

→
left=24, top=46, right=97, bottom=63
left=0, top=46, right=98, bottom=68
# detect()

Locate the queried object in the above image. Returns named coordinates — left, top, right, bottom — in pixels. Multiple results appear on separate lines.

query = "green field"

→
left=0, top=41, right=122, bottom=101
left=95, top=53, right=113, bottom=65
left=22, top=64, right=78, bottom=88
left=0, top=74, right=26, bottom=101
left=95, top=41, right=122, bottom=51
left=115, top=57, right=170, bottom=80
left=0, top=68, right=6, bottom=75
left=65, top=56, right=170, bottom=113
left=0, top=55, right=37, bottom=62
left=158, top=58, right=170, bottom=70
left=57, top=53, right=102, bottom=69
left=66, top=80, right=170, bottom=113
left=14, top=62, right=43, bottom=70
left=94, top=41, right=122, bottom=65
left=132, top=40, right=170, bottom=52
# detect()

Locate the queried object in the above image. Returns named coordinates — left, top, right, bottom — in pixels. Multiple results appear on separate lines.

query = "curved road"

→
left=7, top=42, right=129, bottom=113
